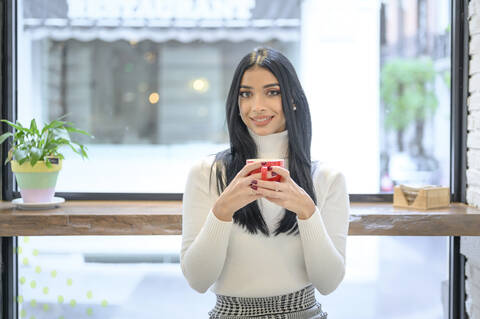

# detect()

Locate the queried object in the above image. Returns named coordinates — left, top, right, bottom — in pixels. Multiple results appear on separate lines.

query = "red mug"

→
left=246, top=159, right=285, bottom=182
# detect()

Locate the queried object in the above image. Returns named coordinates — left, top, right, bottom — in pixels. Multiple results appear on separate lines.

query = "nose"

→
left=252, top=95, right=266, bottom=113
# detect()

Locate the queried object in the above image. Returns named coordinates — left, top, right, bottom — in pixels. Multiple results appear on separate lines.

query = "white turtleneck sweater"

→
left=181, top=130, right=350, bottom=297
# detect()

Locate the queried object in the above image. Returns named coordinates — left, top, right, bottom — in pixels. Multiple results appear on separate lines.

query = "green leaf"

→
left=0, top=132, right=13, bottom=144
left=67, top=143, right=81, bottom=156
left=77, top=143, right=89, bottom=159
left=1, top=115, right=92, bottom=164
left=44, top=121, right=66, bottom=132
left=64, top=126, right=93, bottom=137
left=51, top=128, right=71, bottom=142
left=80, top=144, right=89, bottom=159
left=13, top=149, right=27, bottom=162
left=1, top=119, right=23, bottom=131
left=30, top=158, right=37, bottom=166
left=30, top=147, right=42, bottom=164
left=29, top=119, right=39, bottom=135
left=53, top=138, right=71, bottom=146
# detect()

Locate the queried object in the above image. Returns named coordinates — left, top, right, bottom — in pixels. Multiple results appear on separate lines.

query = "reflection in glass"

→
left=16, top=1, right=451, bottom=318
left=18, top=0, right=450, bottom=193
left=379, top=0, right=451, bottom=192
left=16, top=236, right=448, bottom=318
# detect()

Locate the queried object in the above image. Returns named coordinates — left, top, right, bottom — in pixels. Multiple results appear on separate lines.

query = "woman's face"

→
left=238, top=67, right=286, bottom=136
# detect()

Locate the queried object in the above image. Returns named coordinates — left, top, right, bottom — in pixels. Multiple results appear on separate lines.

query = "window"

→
left=17, top=0, right=450, bottom=194
left=8, top=0, right=456, bottom=319
left=15, top=235, right=448, bottom=319
left=19, top=0, right=299, bottom=193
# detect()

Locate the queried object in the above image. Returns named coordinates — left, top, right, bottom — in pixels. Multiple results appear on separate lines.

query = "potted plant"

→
left=0, top=117, right=93, bottom=203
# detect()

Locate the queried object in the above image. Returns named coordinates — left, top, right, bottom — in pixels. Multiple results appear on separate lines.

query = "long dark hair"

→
left=213, top=48, right=316, bottom=236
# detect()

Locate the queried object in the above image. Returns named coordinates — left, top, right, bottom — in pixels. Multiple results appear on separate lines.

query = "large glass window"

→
left=19, top=0, right=299, bottom=193
left=16, top=235, right=448, bottom=318
left=18, top=0, right=450, bottom=194
left=14, top=1, right=452, bottom=318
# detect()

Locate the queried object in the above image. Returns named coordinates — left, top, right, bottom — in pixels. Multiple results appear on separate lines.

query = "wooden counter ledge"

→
left=0, top=200, right=478, bottom=236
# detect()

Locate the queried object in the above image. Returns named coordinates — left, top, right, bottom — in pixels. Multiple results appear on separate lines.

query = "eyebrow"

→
left=240, top=83, right=280, bottom=89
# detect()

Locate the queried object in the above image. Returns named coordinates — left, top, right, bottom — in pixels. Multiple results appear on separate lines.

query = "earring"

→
left=293, top=104, right=297, bottom=111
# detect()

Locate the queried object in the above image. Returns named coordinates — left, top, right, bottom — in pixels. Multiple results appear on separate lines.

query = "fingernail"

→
left=261, top=162, right=267, bottom=166
left=251, top=180, right=257, bottom=184
left=272, top=172, right=277, bottom=176
left=267, top=166, right=272, bottom=171
left=251, top=185, right=258, bottom=190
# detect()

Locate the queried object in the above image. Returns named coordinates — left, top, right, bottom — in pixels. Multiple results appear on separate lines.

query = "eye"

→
left=239, top=91, right=251, bottom=98
left=267, top=90, right=281, bottom=96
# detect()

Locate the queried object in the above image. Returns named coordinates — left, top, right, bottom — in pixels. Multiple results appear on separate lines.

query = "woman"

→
left=181, top=48, right=350, bottom=318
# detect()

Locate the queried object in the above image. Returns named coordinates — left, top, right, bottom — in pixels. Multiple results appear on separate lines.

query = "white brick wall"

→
left=465, top=1, right=480, bottom=318
left=462, top=237, right=480, bottom=318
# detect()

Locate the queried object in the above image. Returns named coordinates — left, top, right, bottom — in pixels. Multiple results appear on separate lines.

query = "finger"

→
left=264, top=171, right=282, bottom=180
left=255, top=180, right=285, bottom=192
left=244, top=173, right=262, bottom=185
left=245, top=176, right=264, bottom=194
left=246, top=186, right=257, bottom=196
left=256, top=186, right=284, bottom=199
left=269, top=166, right=290, bottom=179
left=247, top=187, right=264, bottom=199
left=238, top=161, right=263, bottom=177
left=257, top=170, right=282, bottom=180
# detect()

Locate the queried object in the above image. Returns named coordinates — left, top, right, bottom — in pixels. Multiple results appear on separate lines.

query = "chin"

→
left=253, top=131, right=271, bottom=136
left=249, top=126, right=282, bottom=136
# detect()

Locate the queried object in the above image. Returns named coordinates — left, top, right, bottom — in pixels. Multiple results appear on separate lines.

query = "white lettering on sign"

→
left=67, top=0, right=256, bottom=20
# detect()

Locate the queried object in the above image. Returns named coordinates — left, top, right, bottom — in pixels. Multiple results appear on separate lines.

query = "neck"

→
left=248, top=129, right=289, bottom=159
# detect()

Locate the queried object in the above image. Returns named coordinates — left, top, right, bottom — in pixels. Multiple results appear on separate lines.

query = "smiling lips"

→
left=251, top=116, right=274, bottom=126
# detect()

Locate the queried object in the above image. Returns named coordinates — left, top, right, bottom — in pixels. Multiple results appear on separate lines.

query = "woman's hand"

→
left=255, top=166, right=316, bottom=220
left=212, top=162, right=263, bottom=221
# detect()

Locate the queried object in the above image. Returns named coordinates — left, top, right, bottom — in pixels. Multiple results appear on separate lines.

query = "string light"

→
left=149, top=92, right=159, bottom=104
left=192, top=78, right=209, bottom=93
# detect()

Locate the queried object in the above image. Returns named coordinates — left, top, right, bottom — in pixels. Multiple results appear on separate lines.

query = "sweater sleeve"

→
left=180, top=159, right=233, bottom=293
left=297, top=170, right=350, bottom=295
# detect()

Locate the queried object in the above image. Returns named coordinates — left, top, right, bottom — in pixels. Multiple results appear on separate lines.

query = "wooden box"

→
left=393, top=186, right=450, bottom=210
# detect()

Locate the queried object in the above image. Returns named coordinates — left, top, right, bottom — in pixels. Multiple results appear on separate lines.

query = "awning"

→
left=21, top=0, right=301, bottom=42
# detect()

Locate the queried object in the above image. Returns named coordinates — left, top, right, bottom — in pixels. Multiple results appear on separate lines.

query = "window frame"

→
left=1, top=0, right=17, bottom=317
left=449, top=0, right=469, bottom=317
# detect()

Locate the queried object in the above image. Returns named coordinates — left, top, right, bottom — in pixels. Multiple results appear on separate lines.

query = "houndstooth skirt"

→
left=208, top=285, right=327, bottom=319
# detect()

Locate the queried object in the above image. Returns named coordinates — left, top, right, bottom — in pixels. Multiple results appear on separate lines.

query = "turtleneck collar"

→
left=248, top=128, right=289, bottom=159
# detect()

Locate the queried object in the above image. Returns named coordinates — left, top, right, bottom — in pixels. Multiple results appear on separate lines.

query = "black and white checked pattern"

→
left=208, top=285, right=327, bottom=319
